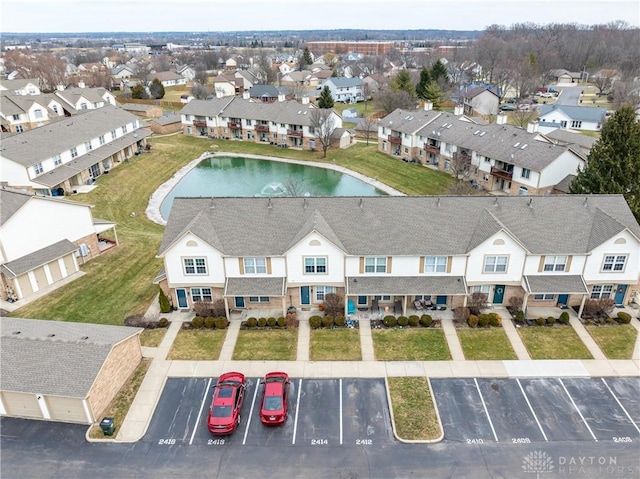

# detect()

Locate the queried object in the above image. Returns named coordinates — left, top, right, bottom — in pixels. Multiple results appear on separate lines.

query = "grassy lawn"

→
left=233, top=329, right=297, bottom=361
left=387, top=377, right=441, bottom=441
left=167, top=329, right=226, bottom=360
left=310, top=329, right=361, bottom=361
left=88, top=358, right=151, bottom=439
left=518, top=326, right=594, bottom=359
left=458, top=328, right=518, bottom=360
left=139, top=328, right=167, bottom=347
left=9, top=136, right=454, bottom=325
left=372, top=329, right=451, bottom=361
left=585, top=325, right=637, bottom=359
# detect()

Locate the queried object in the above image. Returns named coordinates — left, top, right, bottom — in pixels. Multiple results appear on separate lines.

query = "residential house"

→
left=0, top=78, right=41, bottom=96
left=461, top=87, right=499, bottom=116
left=176, top=65, right=196, bottom=82
left=538, top=104, right=607, bottom=132
left=0, top=187, right=118, bottom=302
left=320, top=77, right=365, bottom=104
left=111, top=64, right=137, bottom=79
left=53, top=86, right=116, bottom=114
left=77, top=62, right=105, bottom=74
left=212, top=74, right=239, bottom=96
left=156, top=195, right=640, bottom=319
left=148, top=71, right=186, bottom=87
left=279, top=70, right=311, bottom=87
left=248, top=85, right=292, bottom=103
left=234, top=69, right=262, bottom=91
left=541, top=129, right=597, bottom=157
left=0, top=92, right=52, bottom=133
left=0, top=105, right=151, bottom=196
left=549, top=69, right=582, bottom=84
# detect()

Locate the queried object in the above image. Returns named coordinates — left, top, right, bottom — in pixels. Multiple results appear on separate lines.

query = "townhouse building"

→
left=378, top=107, right=587, bottom=196
left=0, top=105, right=151, bottom=196
left=156, top=195, right=640, bottom=320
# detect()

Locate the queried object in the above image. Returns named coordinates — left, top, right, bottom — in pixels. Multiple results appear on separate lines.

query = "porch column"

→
left=224, top=297, right=230, bottom=320
left=577, top=294, right=587, bottom=319
left=522, top=292, right=529, bottom=313
left=112, top=226, right=120, bottom=246
left=463, top=294, right=468, bottom=308
left=403, top=296, right=407, bottom=316
left=281, top=296, right=286, bottom=318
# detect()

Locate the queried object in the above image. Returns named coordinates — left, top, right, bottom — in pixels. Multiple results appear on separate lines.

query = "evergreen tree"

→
left=430, top=60, right=449, bottom=87
left=390, top=69, right=414, bottom=96
left=158, top=286, right=172, bottom=313
left=415, top=67, right=432, bottom=100
left=131, top=84, right=148, bottom=99
left=423, top=81, right=444, bottom=109
left=149, top=78, right=165, bottom=99
left=569, top=106, right=640, bottom=221
left=318, top=85, right=334, bottom=109
left=303, top=47, right=313, bottom=66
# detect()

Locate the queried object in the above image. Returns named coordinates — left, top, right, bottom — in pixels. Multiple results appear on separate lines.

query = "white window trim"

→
left=543, top=255, right=567, bottom=272
left=425, top=256, right=447, bottom=273
left=364, top=256, right=387, bottom=273
left=304, top=256, right=327, bottom=275
left=183, top=257, right=208, bottom=275
left=601, top=254, right=627, bottom=273
left=483, top=255, right=508, bottom=273
left=244, top=257, right=267, bottom=275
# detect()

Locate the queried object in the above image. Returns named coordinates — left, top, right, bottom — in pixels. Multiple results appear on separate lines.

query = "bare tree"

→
left=450, top=151, right=472, bottom=180
left=591, top=71, right=615, bottom=95
left=191, top=83, right=209, bottom=99
left=359, top=115, right=378, bottom=145
left=511, top=108, right=539, bottom=128
left=4, top=51, right=68, bottom=91
left=374, top=89, right=417, bottom=115
left=310, top=108, right=337, bottom=158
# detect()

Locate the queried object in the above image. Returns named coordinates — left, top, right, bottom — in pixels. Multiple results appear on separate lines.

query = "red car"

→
left=207, top=372, right=246, bottom=435
left=259, top=372, right=290, bottom=425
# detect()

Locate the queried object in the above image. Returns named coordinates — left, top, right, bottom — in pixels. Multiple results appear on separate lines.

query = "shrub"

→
left=267, top=317, right=277, bottom=327
left=215, top=317, right=229, bottom=329
left=453, top=307, right=470, bottom=322
left=309, top=315, right=322, bottom=329
left=397, top=316, right=409, bottom=327
left=204, top=316, right=215, bottom=329
left=124, top=314, right=149, bottom=328
left=246, top=317, right=257, bottom=328
left=616, top=312, right=632, bottom=324
left=477, top=314, right=490, bottom=328
left=277, top=317, right=286, bottom=327
left=535, top=317, right=546, bottom=326
left=606, top=317, right=617, bottom=325
left=193, top=299, right=226, bottom=318
left=383, top=315, right=397, bottom=328
left=408, top=315, right=419, bottom=327
left=191, top=317, right=204, bottom=329
left=420, top=314, right=433, bottom=327
left=286, top=310, right=297, bottom=329
left=583, top=298, right=615, bottom=318
left=546, top=316, right=556, bottom=326
left=467, top=315, right=479, bottom=328
left=488, top=313, right=502, bottom=327
left=558, top=311, right=570, bottom=325
left=508, top=296, right=523, bottom=312
left=158, top=287, right=172, bottom=313
left=334, top=316, right=346, bottom=327
left=257, top=317, right=267, bottom=327
left=321, top=316, right=334, bottom=328
left=323, top=293, right=345, bottom=319
left=468, top=292, right=488, bottom=315
left=158, top=317, right=169, bottom=328
left=514, top=310, right=525, bottom=323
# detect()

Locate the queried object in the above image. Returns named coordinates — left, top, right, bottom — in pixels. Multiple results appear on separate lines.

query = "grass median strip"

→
left=458, top=328, right=518, bottom=360
left=167, top=329, right=226, bottom=360
left=139, top=328, right=167, bottom=348
left=233, top=329, right=297, bottom=361
left=310, top=329, right=362, bottom=361
left=517, top=326, right=593, bottom=359
left=388, top=377, right=442, bottom=441
left=373, top=329, right=451, bottom=361
left=585, top=325, right=637, bottom=359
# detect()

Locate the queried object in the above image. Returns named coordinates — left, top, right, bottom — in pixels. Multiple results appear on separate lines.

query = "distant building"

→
left=305, top=41, right=395, bottom=55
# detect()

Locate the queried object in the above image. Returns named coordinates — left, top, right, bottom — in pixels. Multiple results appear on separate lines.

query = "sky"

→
left=1, top=0, right=639, bottom=33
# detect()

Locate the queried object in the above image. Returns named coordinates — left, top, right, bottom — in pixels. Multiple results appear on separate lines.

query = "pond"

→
left=159, top=156, right=386, bottom=219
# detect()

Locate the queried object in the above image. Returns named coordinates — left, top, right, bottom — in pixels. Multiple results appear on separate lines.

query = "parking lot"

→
left=143, top=377, right=393, bottom=448
left=431, top=377, right=640, bottom=444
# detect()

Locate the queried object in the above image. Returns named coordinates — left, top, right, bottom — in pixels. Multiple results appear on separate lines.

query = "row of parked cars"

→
left=207, top=371, right=290, bottom=435
left=500, top=86, right=561, bottom=111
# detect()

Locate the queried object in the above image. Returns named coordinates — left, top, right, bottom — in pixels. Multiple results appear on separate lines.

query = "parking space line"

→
left=601, top=378, right=640, bottom=434
left=474, top=378, right=498, bottom=442
left=242, top=379, right=260, bottom=446
left=339, top=378, right=343, bottom=445
left=292, top=378, right=302, bottom=445
left=516, top=379, right=548, bottom=442
left=558, top=378, right=598, bottom=442
left=189, top=378, right=212, bottom=445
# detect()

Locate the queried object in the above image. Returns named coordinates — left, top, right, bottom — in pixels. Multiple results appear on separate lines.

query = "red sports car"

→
left=259, top=372, right=290, bottom=425
left=207, top=372, right=246, bottom=435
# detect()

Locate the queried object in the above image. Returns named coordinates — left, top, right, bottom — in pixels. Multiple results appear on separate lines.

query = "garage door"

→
left=46, top=396, right=88, bottom=424
left=2, top=392, right=43, bottom=419
left=16, top=274, right=34, bottom=297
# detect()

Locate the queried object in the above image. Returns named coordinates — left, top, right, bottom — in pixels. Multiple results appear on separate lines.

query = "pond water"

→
left=160, top=156, right=386, bottom=219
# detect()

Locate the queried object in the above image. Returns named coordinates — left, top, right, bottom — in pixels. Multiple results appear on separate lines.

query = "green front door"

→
left=493, top=285, right=505, bottom=304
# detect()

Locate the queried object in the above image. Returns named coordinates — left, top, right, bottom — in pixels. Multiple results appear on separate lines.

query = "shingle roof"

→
left=159, top=195, right=640, bottom=258
left=325, top=77, right=363, bottom=88
left=524, top=275, right=588, bottom=294
left=378, top=108, right=443, bottom=135
left=0, top=239, right=78, bottom=278
left=346, top=276, right=467, bottom=295
left=152, top=114, right=181, bottom=125
left=0, top=318, right=141, bottom=397
left=539, top=104, right=607, bottom=123
left=543, top=129, right=597, bottom=150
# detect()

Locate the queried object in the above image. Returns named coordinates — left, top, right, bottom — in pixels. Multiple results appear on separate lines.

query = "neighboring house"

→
left=342, top=107, right=358, bottom=119
left=112, top=64, right=137, bottom=79
left=248, top=85, right=291, bottom=103
left=148, top=71, right=186, bottom=87
left=0, top=317, right=141, bottom=424
left=176, top=65, right=196, bottom=82
left=0, top=187, right=118, bottom=302
left=53, top=86, right=116, bottom=114
left=279, top=70, right=311, bottom=87
left=212, top=74, right=239, bottom=96
left=77, top=62, right=105, bottom=73
left=180, top=96, right=343, bottom=150
left=121, top=103, right=163, bottom=118
left=234, top=69, right=261, bottom=91
left=548, top=69, right=582, bottom=84
left=538, top=104, right=607, bottom=132
left=320, top=77, right=365, bottom=103
left=0, top=105, right=151, bottom=196
left=156, top=195, right=640, bottom=319
left=0, top=92, right=52, bottom=133
left=461, top=87, right=499, bottom=116
left=541, top=129, right=597, bottom=157
left=0, top=78, right=42, bottom=96
left=148, top=114, right=182, bottom=134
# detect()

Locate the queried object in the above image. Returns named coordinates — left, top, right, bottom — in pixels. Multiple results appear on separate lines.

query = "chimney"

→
left=423, top=101, right=433, bottom=111
left=278, top=93, right=285, bottom=102
left=78, top=80, right=85, bottom=88
left=242, top=90, right=250, bottom=100
left=301, top=95, right=309, bottom=105
left=216, top=90, right=224, bottom=98
left=56, top=84, right=64, bottom=91
left=496, top=112, right=507, bottom=125
left=526, top=121, right=539, bottom=133
left=454, top=104, right=464, bottom=116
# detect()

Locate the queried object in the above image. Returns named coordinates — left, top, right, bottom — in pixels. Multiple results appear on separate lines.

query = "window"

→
left=122, top=125, right=128, bottom=134
left=34, top=162, right=44, bottom=174
left=471, top=285, right=490, bottom=294
left=365, top=256, right=387, bottom=273
left=591, top=284, right=613, bottom=299
left=111, top=130, right=117, bottom=139
left=571, top=120, right=582, bottom=129
left=533, top=293, right=555, bottom=301
left=602, top=255, right=626, bottom=272
left=373, top=295, right=392, bottom=301
left=16, top=125, right=23, bottom=133
left=12, top=114, right=20, bottom=120
left=315, top=286, right=334, bottom=302
left=70, top=147, right=78, bottom=158
left=34, top=109, right=43, bottom=119
left=521, top=168, right=530, bottom=179
left=444, top=160, right=451, bottom=170
left=80, top=102, right=88, bottom=110
left=544, top=255, right=567, bottom=272
left=560, top=121, right=567, bottom=128
left=249, top=296, right=270, bottom=303
left=85, top=141, right=92, bottom=151
left=183, top=257, right=207, bottom=275
left=52, top=105, right=58, bottom=114
left=483, top=256, right=508, bottom=273
left=425, top=256, right=447, bottom=273
left=308, top=126, right=315, bottom=134
left=304, top=257, right=327, bottom=274
left=99, top=135, right=106, bottom=145
left=53, top=154, right=62, bottom=166
left=191, top=287, right=212, bottom=302
left=245, top=119, right=252, bottom=126
left=244, top=257, right=266, bottom=274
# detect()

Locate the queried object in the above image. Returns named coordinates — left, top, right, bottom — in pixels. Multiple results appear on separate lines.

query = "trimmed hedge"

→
left=616, top=311, right=632, bottom=324
left=420, top=314, right=433, bottom=327
left=397, top=316, right=409, bottom=327
left=383, top=315, right=397, bottom=328
left=309, top=315, right=322, bottom=329
left=408, top=315, right=419, bottom=327
left=558, top=311, right=570, bottom=324
left=204, top=317, right=215, bottom=329
left=191, top=317, right=204, bottom=329
left=467, top=315, right=479, bottom=328
left=215, top=317, right=229, bottom=329
left=257, top=317, right=267, bottom=327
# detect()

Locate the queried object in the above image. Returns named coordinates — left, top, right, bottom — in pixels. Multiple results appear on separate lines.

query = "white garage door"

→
left=1, top=392, right=43, bottom=419
left=46, top=396, right=88, bottom=424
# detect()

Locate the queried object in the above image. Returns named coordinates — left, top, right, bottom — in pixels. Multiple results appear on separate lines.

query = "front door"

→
left=436, top=295, right=447, bottom=305
left=492, top=285, right=505, bottom=304
left=300, top=286, right=310, bottom=305
left=235, top=296, right=245, bottom=308
left=357, top=295, right=368, bottom=306
left=614, top=285, right=627, bottom=305
left=176, top=288, right=188, bottom=309
left=557, top=294, right=568, bottom=306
